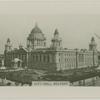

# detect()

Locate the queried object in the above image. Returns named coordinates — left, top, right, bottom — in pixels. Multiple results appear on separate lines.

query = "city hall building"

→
left=4, top=24, right=98, bottom=71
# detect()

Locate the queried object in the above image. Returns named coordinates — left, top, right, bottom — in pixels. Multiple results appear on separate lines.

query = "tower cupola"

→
left=5, top=38, right=12, bottom=52
left=89, top=37, right=97, bottom=51
left=51, top=29, right=62, bottom=49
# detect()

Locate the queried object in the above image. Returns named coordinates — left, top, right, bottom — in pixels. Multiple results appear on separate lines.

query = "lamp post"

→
left=26, top=52, right=29, bottom=69
left=75, top=49, right=78, bottom=69
left=93, top=50, right=95, bottom=67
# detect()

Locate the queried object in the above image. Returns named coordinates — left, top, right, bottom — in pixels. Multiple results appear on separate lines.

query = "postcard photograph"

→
left=0, top=0, right=100, bottom=99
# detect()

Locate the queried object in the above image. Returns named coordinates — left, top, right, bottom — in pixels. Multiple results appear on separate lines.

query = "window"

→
left=36, top=55, right=38, bottom=61
left=40, top=54, right=41, bottom=62
left=33, top=55, right=34, bottom=61
left=65, top=58, right=66, bottom=62
left=47, top=55, right=49, bottom=62
left=43, top=55, right=45, bottom=62
left=59, top=58, right=60, bottom=62
left=59, top=53, right=60, bottom=56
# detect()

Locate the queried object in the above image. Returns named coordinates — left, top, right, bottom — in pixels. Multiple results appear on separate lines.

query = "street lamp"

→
left=93, top=50, right=95, bottom=67
left=75, top=49, right=78, bottom=69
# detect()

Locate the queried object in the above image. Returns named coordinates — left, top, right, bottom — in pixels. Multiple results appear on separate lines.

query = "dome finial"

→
left=35, top=22, right=38, bottom=27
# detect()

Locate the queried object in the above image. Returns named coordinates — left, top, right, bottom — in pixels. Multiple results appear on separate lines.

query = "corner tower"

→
left=51, top=29, right=62, bottom=49
left=5, top=38, right=12, bottom=52
left=89, top=37, right=97, bottom=51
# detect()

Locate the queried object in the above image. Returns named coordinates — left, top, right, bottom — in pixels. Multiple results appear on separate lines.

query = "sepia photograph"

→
left=0, top=0, right=100, bottom=99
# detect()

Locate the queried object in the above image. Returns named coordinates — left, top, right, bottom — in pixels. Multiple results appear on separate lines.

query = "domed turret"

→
left=27, top=23, right=46, bottom=50
left=54, top=29, right=59, bottom=35
left=89, top=37, right=97, bottom=51
left=51, top=29, right=62, bottom=49
left=5, top=38, right=12, bottom=52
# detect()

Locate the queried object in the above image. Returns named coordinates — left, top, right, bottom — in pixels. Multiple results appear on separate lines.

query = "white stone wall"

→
left=55, top=50, right=98, bottom=71
left=28, top=49, right=98, bottom=71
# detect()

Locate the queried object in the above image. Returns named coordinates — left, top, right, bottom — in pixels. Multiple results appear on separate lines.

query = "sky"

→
left=0, top=0, right=100, bottom=53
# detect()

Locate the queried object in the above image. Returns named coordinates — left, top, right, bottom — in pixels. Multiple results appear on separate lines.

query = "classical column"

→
left=1, top=59, right=4, bottom=67
left=14, top=62, right=17, bottom=68
left=20, top=61, right=22, bottom=68
left=26, top=52, right=29, bottom=68
left=76, top=49, right=78, bottom=69
left=49, top=54, right=52, bottom=63
left=93, top=50, right=95, bottom=67
left=41, top=54, right=43, bottom=62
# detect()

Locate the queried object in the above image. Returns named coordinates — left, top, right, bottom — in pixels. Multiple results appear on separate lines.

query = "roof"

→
left=12, top=58, right=22, bottom=63
left=8, top=47, right=28, bottom=54
left=31, top=23, right=42, bottom=33
left=27, top=24, right=46, bottom=40
left=7, top=38, right=10, bottom=43
left=89, top=37, right=97, bottom=46
left=51, top=29, right=62, bottom=41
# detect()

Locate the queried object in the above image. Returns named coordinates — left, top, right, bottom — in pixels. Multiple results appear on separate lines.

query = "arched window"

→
left=36, top=55, right=38, bottom=61
left=47, top=54, right=49, bottom=62
left=40, top=54, right=41, bottom=62
left=43, top=55, right=46, bottom=62
left=33, top=55, right=34, bottom=61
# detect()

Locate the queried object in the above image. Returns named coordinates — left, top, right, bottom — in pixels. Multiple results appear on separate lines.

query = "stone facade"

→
left=0, top=54, right=4, bottom=67
left=27, top=48, right=98, bottom=71
left=4, top=23, right=98, bottom=71
left=4, top=44, right=27, bottom=68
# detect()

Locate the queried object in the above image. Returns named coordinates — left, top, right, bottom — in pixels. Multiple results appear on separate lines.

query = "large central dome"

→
left=28, top=23, right=45, bottom=40
left=31, top=24, right=42, bottom=33
left=27, top=23, right=46, bottom=50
